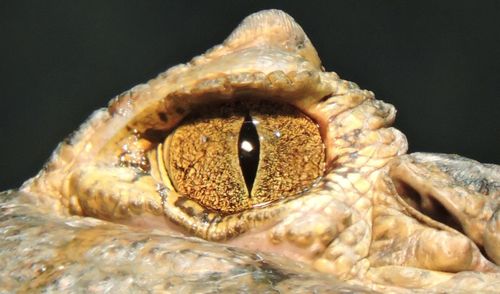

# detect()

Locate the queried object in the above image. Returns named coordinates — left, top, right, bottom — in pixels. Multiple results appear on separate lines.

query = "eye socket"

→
left=162, top=100, right=325, bottom=214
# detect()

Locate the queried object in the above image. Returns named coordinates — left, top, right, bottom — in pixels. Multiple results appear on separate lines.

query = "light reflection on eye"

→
left=240, top=141, right=254, bottom=152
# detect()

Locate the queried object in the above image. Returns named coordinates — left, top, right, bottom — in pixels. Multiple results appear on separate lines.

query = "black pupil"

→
left=238, top=113, right=260, bottom=194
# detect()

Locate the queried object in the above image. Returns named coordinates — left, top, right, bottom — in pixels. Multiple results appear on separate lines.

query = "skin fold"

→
left=1, top=9, right=498, bottom=293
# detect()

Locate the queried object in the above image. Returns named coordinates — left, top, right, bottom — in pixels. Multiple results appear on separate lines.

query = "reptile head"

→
left=22, top=10, right=498, bottom=288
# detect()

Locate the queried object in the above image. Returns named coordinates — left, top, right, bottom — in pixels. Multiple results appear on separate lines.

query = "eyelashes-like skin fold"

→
left=19, top=9, right=499, bottom=291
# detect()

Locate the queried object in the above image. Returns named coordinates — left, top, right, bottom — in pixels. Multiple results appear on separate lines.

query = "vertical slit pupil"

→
left=238, top=113, right=260, bottom=195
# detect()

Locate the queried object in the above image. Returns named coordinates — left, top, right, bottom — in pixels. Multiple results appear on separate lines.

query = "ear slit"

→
left=392, top=178, right=464, bottom=235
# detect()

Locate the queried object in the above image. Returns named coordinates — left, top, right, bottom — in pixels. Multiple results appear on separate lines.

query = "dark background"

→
left=1, top=1, right=499, bottom=190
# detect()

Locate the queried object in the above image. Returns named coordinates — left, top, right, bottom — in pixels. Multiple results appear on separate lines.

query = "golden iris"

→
left=163, top=100, right=325, bottom=214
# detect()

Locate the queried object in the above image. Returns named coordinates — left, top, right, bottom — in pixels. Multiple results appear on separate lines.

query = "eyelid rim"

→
left=150, top=70, right=374, bottom=241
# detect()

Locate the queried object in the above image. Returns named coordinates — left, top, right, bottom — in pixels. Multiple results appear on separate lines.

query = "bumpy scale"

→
left=1, top=10, right=498, bottom=293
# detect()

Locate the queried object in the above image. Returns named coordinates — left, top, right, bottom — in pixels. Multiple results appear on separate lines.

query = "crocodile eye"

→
left=163, top=100, right=325, bottom=214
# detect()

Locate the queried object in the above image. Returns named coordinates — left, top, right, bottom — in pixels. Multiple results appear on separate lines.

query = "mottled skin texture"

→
left=1, top=10, right=498, bottom=293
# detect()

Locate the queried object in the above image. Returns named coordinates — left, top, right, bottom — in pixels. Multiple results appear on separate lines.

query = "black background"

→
left=1, top=1, right=499, bottom=190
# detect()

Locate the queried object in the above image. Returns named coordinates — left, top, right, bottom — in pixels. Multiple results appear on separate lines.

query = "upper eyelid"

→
left=111, top=70, right=328, bottom=126
left=105, top=69, right=332, bottom=149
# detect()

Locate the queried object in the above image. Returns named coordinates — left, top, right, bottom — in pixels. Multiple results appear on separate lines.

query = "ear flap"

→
left=222, top=10, right=322, bottom=69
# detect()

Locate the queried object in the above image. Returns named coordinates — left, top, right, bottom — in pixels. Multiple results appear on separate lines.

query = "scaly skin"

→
left=1, top=10, right=498, bottom=292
